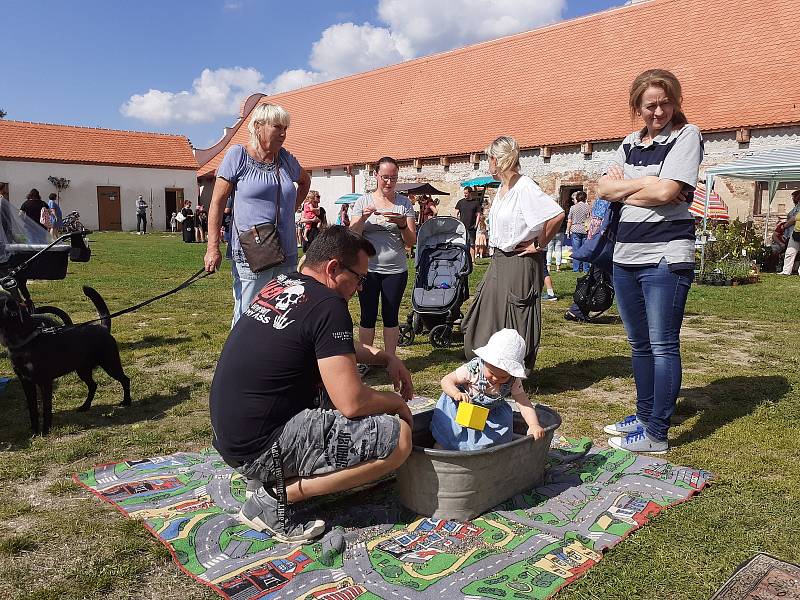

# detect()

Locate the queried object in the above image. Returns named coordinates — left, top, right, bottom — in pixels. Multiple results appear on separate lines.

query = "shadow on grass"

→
left=118, top=335, right=189, bottom=351
left=0, top=381, right=197, bottom=450
left=672, top=375, right=791, bottom=446
left=529, top=355, right=631, bottom=394
left=402, top=346, right=468, bottom=373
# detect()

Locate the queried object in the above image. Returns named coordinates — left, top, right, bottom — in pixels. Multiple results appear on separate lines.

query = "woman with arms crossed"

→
left=598, top=69, right=703, bottom=454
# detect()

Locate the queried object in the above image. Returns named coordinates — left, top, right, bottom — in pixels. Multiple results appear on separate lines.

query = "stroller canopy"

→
left=0, top=198, right=59, bottom=264
left=415, top=216, right=468, bottom=267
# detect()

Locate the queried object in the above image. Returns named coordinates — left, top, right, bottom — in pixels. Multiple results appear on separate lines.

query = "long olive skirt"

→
left=462, top=249, right=544, bottom=371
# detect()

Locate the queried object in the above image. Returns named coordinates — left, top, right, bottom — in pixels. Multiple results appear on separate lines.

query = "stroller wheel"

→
left=34, top=306, right=73, bottom=326
left=429, top=324, right=452, bottom=348
left=411, top=311, right=423, bottom=333
left=398, top=324, right=415, bottom=347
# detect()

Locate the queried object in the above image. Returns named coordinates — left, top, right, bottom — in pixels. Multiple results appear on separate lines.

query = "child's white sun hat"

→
left=473, top=328, right=527, bottom=378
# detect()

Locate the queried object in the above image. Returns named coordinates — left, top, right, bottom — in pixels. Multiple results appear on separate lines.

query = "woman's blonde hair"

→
left=485, top=136, right=520, bottom=174
left=629, top=69, right=687, bottom=129
left=247, top=103, right=291, bottom=147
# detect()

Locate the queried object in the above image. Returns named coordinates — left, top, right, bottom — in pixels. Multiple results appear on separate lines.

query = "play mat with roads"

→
left=75, top=398, right=711, bottom=600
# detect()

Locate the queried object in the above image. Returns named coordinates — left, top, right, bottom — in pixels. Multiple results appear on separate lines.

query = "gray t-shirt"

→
left=607, top=123, right=703, bottom=269
left=351, top=194, right=415, bottom=274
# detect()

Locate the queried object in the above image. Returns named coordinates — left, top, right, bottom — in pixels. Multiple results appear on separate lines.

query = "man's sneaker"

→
left=608, top=430, right=668, bottom=454
left=603, top=414, right=644, bottom=435
left=543, top=292, right=558, bottom=302
left=244, top=478, right=262, bottom=500
left=238, top=486, right=326, bottom=543
left=564, top=309, right=585, bottom=322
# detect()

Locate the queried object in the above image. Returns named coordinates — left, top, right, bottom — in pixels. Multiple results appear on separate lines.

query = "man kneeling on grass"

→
left=210, top=225, right=413, bottom=543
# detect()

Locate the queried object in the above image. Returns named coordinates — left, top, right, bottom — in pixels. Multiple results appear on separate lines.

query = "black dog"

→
left=0, top=286, right=131, bottom=435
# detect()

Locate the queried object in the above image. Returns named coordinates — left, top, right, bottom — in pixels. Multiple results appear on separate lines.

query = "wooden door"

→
left=165, top=187, right=184, bottom=229
left=97, top=186, right=122, bottom=230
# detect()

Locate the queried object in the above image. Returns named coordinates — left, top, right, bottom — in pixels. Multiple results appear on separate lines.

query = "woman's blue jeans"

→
left=546, top=233, right=564, bottom=268
left=613, top=259, right=693, bottom=441
left=231, top=249, right=297, bottom=329
left=571, top=233, right=589, bottom=272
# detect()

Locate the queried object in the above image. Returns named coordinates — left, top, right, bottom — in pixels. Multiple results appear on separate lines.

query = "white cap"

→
left=473, top=328, right=527, bottom=378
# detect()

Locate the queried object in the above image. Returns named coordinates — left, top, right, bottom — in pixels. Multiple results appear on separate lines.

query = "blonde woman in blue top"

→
left=597, top=69, right=703, bottom=454
left=204, top=103, right=312, bottom=327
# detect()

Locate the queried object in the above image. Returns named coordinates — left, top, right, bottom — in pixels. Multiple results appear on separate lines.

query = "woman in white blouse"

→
left=462, top=136, right=564, bottom=370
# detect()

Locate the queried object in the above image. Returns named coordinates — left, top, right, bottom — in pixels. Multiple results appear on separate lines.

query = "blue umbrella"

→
left=335, top=193, right=362, bottom=204
left=461, top=176, right=499, bottom=188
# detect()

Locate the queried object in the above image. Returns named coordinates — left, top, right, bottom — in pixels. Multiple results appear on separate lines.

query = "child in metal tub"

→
left=430, top=329, right=545, bottom=451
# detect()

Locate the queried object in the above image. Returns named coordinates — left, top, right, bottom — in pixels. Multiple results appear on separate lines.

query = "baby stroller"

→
left=0, top=198, right=92, bottom=328
left=398, top=216, right=472, bottom=348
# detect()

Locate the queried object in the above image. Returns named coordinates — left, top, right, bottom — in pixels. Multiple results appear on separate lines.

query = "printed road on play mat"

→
left=75, top=397, right=711, bottom=600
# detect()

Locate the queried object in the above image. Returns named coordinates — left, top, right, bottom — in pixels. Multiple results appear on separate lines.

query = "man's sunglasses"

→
left=342, top=265, right=368, bottom=287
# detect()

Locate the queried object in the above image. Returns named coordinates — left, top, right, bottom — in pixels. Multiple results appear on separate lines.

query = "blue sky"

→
left=2, top=0, right=619, bottom=148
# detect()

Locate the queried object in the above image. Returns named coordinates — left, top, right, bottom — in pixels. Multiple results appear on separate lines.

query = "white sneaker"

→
left=608, top=430, right=668, bottom=454
left=603, top=414, right=644, bottom=435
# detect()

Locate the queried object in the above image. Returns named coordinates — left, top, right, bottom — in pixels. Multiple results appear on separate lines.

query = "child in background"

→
left=475, top=209, right=488, bottom=259
left=302, top=193, right=320, bottom=240
left=170, top=212, right=178, bottom=233
left=430, top=329, right=545, bottom=450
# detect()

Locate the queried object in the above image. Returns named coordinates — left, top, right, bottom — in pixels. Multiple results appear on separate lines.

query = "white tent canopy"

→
left=704, top=145, right=800, bottom=238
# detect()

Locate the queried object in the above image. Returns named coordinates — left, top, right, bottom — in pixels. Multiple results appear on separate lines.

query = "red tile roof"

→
left=198, top=0, right=800, bottom=176
left=0, top=120, right=198, bottom=170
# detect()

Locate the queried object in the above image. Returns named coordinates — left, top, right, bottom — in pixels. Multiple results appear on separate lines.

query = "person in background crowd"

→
left=463, top=136, right=564, bottom=371
left=779, top=189, right=800, bottom=275
left=181, top=199, right=195, bottom=243
left=204, top=102, right=312, bottom=327
left=47, top=193, right=62, bottom=234
left=456, top=186, right=482, bottom=261
left=546, top=199, right=568, bottom=271
left=350, top=157, right=417, bottom=359
left=542, top=265, right=558, bottom=302
left=20, top=189, right=48, bottom=228
left=566, top=190, right=590, bottom=272
left=475, top=208, right=489, bottom=259
left=417, top=194, right=437, bottom=228
left=196, top=204, right=208, bottom=243
left=301, top=191, right=324, bottom=252
left=597, top=69, right=703, bottom=454
left=136, top=195, right=148, bottom=235
left=336, top=203, right=351, bottom=227
left=170, top=212, right=178, bottom=233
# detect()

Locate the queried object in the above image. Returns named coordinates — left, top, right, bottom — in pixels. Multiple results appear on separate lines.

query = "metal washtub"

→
left=396, top=405, right=561, bottom=521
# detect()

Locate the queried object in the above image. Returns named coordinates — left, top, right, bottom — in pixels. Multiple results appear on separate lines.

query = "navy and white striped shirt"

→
left=608, top=123, right=703, bottom=270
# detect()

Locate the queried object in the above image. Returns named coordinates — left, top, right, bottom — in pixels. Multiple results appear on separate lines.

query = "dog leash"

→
left=43, top=268, right=214, bottom=332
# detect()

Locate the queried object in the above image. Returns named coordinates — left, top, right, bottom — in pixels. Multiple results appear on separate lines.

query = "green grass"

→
left=0, top=232, right=798, bottom=599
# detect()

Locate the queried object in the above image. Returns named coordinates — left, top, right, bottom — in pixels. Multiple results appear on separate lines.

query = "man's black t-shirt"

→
left=210, top=272, right=355, bottom=464
left=455, top=197, right=481, bottom=230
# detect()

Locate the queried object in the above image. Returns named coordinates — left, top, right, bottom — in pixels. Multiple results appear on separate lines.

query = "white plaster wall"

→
left=0, top=161, right=198, bottom=231
left=309, top=168, right=365, bottom=223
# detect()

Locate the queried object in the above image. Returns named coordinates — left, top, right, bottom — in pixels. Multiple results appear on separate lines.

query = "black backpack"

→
left=573, top=266, right=614, bottom=317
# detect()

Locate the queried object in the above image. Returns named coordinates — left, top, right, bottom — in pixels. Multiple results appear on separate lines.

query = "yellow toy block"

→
left=455, top=401, right=489, bottom=430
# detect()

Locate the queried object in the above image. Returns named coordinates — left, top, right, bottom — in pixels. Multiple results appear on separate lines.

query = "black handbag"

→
left=234, top=157, right=286, bottom=273
left=573, top=265, right=615, bottom=316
